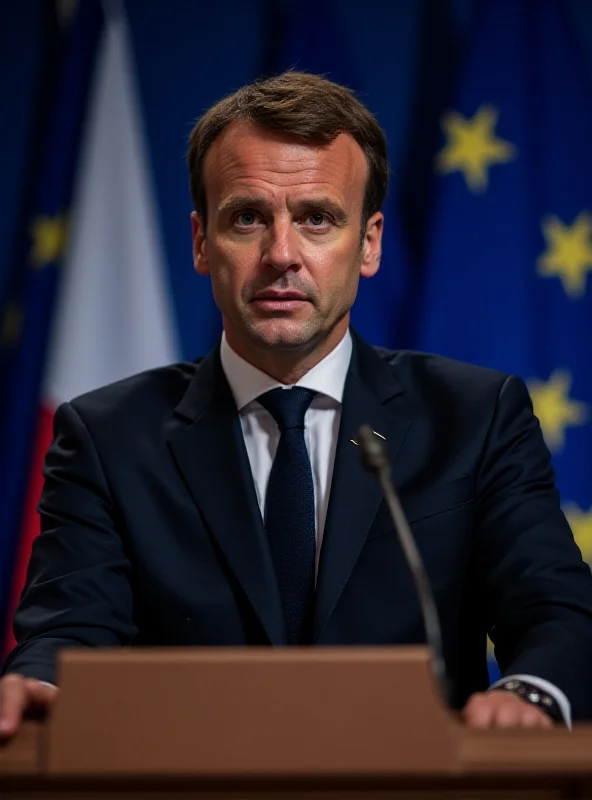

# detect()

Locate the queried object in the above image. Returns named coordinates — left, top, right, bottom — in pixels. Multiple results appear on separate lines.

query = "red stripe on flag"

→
left=3, top=405, right=55, bottom=656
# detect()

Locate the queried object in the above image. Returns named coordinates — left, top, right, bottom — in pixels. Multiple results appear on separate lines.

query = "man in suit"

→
left=2, top=71, right=592, bottom=737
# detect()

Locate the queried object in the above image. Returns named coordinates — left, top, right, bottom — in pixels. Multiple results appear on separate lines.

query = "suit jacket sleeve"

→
left=476, top=374, right=592, bottom=719
left=1, top=402, right=137, bottom=684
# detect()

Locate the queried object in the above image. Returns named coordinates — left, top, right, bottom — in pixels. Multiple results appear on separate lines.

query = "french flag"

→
left=4, top=6, right=177, bottom=651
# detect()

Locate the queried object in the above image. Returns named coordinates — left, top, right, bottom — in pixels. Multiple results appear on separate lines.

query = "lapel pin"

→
left=349, top=431, right=386, bottom=446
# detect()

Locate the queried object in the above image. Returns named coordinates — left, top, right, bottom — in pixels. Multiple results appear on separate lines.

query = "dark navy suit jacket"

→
left=5, top=333, right=592, bottom=716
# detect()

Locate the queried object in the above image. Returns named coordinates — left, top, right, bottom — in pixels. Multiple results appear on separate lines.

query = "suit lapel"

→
left=167, top=346, right=286, bottom=645
left=313, top=334, right=411, bottom=642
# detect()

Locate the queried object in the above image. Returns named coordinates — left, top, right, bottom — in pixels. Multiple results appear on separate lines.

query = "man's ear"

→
left=191, top=211, right=209, bottom=276
left=360, top=211, right=383, bottom=279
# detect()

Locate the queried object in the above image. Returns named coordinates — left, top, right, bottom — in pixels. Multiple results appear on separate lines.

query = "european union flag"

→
left=270, top=0, right=409, bottom=348
left=416, top=0, right=592, bottom=577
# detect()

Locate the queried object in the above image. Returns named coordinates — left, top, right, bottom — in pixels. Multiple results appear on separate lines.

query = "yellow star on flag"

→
left=29, top=214, right=67, bottom=268
left=564, top=504, right=592, bottom=566
left=537, top=211, right=592, bottom=298
left=435, top=105, right=516, bottom=192
left=528, top=369, right=588, bottom=452
left=0, top=303, right=24, bottom=348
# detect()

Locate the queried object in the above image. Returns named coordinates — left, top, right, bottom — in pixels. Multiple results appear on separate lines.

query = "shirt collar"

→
left=220, top=329, right=353, bottom=411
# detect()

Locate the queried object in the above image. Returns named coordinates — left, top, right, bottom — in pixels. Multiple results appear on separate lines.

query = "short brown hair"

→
left=187, top=71, right=389, bottom=231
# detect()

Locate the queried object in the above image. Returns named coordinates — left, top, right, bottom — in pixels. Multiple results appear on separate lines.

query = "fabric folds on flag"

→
left=3, top=4, right=178, bottom=653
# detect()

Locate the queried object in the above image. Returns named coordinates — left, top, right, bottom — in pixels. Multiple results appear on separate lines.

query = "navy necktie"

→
left=258, top=387, right=317, bottom=645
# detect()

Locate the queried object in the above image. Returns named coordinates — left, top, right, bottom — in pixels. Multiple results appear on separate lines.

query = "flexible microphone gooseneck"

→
left=357, top=424, right=450, bottom=705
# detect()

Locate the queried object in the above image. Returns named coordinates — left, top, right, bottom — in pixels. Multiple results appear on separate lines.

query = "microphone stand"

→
left=357, top=424, right=451, bottom=706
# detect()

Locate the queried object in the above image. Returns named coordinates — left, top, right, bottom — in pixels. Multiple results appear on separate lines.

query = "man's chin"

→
left=247, top=317, right=320, bottom=350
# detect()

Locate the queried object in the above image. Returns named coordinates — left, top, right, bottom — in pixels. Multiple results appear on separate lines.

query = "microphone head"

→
left=357, top=424, right=390, bottom=474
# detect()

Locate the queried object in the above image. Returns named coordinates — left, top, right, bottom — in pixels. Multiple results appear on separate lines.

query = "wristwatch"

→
left=499, top=679, right=564, bottom=723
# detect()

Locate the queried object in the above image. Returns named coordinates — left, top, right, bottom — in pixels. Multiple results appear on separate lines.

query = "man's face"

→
left=191, top=120, right=383, bottom=361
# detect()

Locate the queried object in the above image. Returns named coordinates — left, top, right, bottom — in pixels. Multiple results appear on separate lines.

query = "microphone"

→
left=357, top=424, right=450, bottom=705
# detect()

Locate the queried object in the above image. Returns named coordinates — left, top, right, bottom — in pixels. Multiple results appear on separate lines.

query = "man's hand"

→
left=0, top=674, right=58, bottom=741
left=463, top=689, right=554, bottom=729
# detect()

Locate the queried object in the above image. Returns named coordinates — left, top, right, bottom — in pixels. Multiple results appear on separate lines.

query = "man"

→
left=2, top=71, right=592, bottom=738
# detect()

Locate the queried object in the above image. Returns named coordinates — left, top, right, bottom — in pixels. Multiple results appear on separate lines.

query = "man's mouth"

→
left=251, top=290, right=310, bottom=311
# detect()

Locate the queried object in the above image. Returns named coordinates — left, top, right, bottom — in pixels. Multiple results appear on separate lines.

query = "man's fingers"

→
left=462, top=692, right=496, bottom=728
left=520, top=706, right=554, bottom=729
left=464, top=690, right=555, bottom=729
left=493, top=700, right=553, bottom=728
left=0, top=674, right=28, bottom=737
left=0, top=675, right=58, bottom=740
left=25, top=680, right=58, bottom=708
left=493, top=699, right=522, bottom=728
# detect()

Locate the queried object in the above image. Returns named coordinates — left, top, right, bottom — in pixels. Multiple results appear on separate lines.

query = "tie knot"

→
left=258, top=387, right=317, bottom=431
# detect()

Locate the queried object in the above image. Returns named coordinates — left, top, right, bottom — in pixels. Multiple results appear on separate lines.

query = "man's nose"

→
left=261, top=219, right=302, bottom=273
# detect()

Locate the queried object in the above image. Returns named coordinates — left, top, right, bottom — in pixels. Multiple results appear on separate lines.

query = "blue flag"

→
left=417, top=0, right=592, bottom=565
left=416, top=1, right=592, bottom=679
left=0, top=2, right=102, bottom=640
left=270, top=0, right=409, bottom=348
left=0, top=3, right=51, bottom=304
left=124, top=0, right=269, bottom=360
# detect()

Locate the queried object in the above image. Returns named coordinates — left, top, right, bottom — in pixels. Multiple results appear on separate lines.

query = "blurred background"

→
left=1, top=0, right=591, bottom=678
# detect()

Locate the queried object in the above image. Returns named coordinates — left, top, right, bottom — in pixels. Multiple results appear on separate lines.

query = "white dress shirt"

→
left=220, top=329, right=352, bottom=576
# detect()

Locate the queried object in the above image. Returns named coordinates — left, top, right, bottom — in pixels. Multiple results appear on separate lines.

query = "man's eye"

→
left=235, top=212, right=258, bottom=226
left=307, top=213, right=329, bottom=227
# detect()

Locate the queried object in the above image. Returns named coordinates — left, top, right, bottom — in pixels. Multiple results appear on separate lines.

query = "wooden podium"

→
left=1, top=646, right=592, bottom=798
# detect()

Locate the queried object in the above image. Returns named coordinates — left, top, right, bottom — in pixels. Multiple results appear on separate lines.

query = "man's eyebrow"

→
left=218, top=196, right=269, bottom=216
left=217, top=195, right=349, bottom=223
left=292, top=197, right=349, bottom=223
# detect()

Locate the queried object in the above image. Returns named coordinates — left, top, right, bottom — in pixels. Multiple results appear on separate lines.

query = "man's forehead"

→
left=204, top=119, right=367, bottom=188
